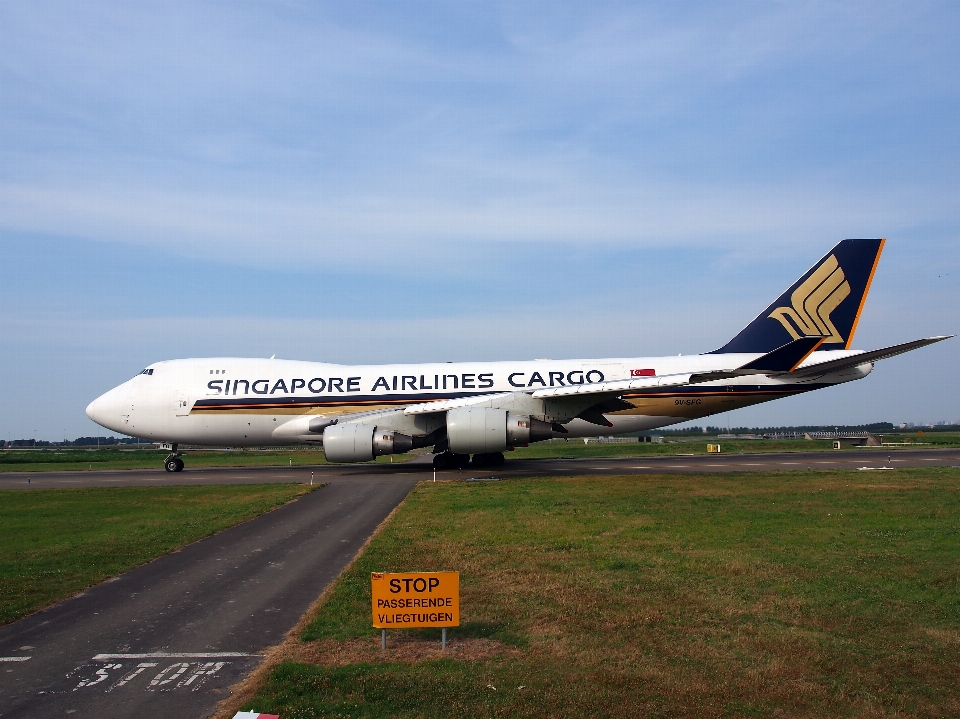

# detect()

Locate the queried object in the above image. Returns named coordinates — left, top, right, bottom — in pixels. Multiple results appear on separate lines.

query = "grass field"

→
left=239, top=467, right=960, bottom=718
left=0, top=448, right=414, bottom=472
left=0, top=483, right=314, bottom=625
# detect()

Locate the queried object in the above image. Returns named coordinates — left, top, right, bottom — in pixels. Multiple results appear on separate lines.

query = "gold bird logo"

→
left=768, top=254, right=850, bottom=344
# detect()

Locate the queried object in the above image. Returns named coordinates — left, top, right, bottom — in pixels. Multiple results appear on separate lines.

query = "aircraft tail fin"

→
left=712, top=239, right=885, bottom=354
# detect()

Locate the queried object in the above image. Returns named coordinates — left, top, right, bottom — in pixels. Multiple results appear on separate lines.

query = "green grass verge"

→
left=0, top=483, right=314, bottom=624
left=0, top=448, right=415, bottom=472
left=245, top=467, right=960, bottom=718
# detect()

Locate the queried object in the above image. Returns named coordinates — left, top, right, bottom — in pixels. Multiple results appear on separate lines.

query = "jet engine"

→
left=322, top=424, right=414, bottom=463
left=446, top=408, right=555, bottom=454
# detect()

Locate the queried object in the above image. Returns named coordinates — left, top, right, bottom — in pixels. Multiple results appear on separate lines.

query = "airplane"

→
left=85, top=239, right=950, bottom=473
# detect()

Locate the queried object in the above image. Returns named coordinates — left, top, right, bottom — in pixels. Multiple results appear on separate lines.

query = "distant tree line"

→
left=649, top=422, right=907, bottom=437
left=1, top=436, right=146, bottom=448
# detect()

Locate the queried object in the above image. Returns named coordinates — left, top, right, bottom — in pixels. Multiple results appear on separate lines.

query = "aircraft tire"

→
left=173, top=458, right=185, bottom=472
left=432, top=452, right=452, bottom=470
left=164, top=458, right=179, bottom=473
left=472, top=452, right=505, bottom=468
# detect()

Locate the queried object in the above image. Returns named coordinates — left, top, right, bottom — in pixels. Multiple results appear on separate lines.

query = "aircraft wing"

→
left=533, top=338, right=827, bottom=399
left=403, top=392, right=518, bottom=416
left=400, top=375, right=698, bottom=413
left=401, top=339, right=838, bottom=415
left=530, top=373, right=693, bottom=400
left=395, top=336, right=951, bottom=420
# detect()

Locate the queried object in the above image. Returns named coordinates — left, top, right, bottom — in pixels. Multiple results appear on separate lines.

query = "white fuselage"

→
left=85, top=351, right=871, bottom=447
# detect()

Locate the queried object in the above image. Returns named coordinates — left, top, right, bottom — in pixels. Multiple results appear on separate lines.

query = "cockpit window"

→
left=139, top=369, right=154, bottom=375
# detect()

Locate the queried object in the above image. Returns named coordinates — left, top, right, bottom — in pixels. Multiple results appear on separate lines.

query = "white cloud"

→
left=2, top=2, right=958, bottom=272
left=2, top=175, right=956, bottom=272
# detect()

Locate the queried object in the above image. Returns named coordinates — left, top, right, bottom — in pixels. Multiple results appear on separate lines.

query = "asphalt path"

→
left=0, top=474, right=418, bottom=719
left=1, top=447, right=959, bottom=490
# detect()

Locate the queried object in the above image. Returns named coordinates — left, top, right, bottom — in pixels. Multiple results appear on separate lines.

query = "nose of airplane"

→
left=85, top=395, right=103, bottom=425
left=85, top=386, right=127, bottom=432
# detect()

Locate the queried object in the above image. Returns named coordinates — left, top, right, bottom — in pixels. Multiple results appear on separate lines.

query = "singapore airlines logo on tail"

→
left=768, top=254, right=850, bottom=344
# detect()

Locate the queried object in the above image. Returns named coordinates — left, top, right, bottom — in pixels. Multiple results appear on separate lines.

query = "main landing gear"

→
left=432, top=452, right=505, bottom=470
left=163, top=443, right=184, bottom=473
left=471, top=452, right=505, bottom=468
left=432, top=452, right=470, bottom=470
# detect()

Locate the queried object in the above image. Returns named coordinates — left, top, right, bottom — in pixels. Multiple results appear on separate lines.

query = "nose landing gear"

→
left=164, top=456, right=184, bottom=472
left=163, top=444, right=184, bottom=472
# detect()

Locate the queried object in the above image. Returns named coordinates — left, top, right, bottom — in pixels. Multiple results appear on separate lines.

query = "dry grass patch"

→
left=291, top=636, right=519, bottom=666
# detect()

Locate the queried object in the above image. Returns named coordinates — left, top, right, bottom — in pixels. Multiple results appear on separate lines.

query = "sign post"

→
left=371, top=572, right=459, bottom=649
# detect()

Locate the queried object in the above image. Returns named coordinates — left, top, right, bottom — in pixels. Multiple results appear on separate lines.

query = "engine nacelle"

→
left=446, top=408, right=506, bottom=454
left=323, top=423, right=375, bottom=462
left=447, top=408, right=557, bottom=454
left=323, top=424, right=415, bottom=463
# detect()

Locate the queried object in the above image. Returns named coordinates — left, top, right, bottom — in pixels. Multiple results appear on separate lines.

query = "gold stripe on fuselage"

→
left=615, top=389, right=799, bottom=419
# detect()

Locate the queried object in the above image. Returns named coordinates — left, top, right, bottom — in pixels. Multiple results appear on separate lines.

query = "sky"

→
left=0, top=1, right=957, bottom=440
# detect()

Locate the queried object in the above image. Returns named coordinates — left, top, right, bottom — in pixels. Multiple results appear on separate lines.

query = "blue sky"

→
left=1, top=1, right=957, bottom=440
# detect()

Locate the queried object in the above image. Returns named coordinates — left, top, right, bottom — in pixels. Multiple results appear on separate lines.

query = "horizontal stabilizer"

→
left=788, top=336, right=952, bottom=378
left=738, top=337, right=825, bottom=372
left=686, top=337, right=825, bottom=384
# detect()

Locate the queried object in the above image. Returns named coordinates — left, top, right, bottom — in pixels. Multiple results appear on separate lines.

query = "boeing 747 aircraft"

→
left=86, top=239, right=949, bottom=472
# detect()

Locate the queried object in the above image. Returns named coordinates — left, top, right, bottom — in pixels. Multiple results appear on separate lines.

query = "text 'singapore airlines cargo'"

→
left=86, top=240, right=951, bottom=472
